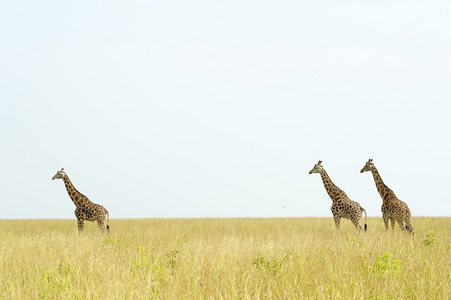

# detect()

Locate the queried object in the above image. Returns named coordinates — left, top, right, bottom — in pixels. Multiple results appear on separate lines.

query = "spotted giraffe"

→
left=360, top=159, right=414, bottom=235
left=52, top=168, right=110, bottom=233
left=309, top=161, right=367, bottom=231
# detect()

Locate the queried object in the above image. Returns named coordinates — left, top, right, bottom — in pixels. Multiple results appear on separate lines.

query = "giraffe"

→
left=52, top=168, right=110, bottom=233
left=360, top=159, right=414, bottom=235
left=309, top=161, right=367, bottom=231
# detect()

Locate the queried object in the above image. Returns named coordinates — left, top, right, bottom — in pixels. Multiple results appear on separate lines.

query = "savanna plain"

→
left=0, top=217, right=450, bottom=299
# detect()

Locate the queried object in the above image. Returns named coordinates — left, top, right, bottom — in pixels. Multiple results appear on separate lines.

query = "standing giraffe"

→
left=360, top=159, right=414, bottom=235
left=52, top=168, right=110, bottom=233
left=309, top=161, right=367, bottom=231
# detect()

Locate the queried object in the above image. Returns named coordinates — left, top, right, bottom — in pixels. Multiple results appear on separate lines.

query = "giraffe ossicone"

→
left=52, top=168, right=110, bottom=234
left=309, top=160, right=368, bottom=231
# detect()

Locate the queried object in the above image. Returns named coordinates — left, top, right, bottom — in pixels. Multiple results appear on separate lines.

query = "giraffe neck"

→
left=320, top=170, right=344, bottom=202
left=371, top=167, right=392, bottom=201
left=62, top=175, right=86, bottom=207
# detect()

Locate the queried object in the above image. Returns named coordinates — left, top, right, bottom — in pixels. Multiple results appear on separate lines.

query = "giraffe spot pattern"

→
left=367, top=166, right=414, bottom=235
left=62, top=175, right=109, bottom=233
left=316, top=169, right=367, bottom=231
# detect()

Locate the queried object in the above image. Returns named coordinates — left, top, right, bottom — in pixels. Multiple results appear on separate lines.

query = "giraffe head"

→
left=360, top=159, right=374, bottom=173
left=309, top=160, right=324, bottom=174
left=52, top=168, right=66, bottom=180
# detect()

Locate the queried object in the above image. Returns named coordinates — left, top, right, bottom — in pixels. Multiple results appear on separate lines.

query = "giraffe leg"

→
left=351, top=218, right=362, bottom=231
left=97, top=219, right=108, bottom=234
left=383, top=215, right=389, bottom=230
left=333, top=216, right=341, bottom=230
left=77, top=219, right=84, bottom=233
left=390, top=218, right=395, bottom=231
left=405, top=215, right=414, bottom=235
left=397, top=218, right=406, bottom=231
left=97, top=219, right=105, bottom=230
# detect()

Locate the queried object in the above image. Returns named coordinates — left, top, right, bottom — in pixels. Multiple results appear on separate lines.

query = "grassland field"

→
left=0, top=217, right=450, bottom=299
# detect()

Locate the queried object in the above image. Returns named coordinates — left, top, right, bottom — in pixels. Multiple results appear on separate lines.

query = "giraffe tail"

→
left=362, top=207, right=368, bottom=231
left=106, top=209, right=110, bottom=233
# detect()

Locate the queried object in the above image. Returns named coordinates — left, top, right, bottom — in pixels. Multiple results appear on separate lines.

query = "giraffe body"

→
left=360, top=159, right=414, bottom=235
left=309, top=161, right=367, bottom=231
left=52, top=168, right=110, bottom=233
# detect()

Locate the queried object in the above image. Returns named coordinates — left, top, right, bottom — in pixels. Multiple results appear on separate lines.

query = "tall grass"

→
left=0, top=217, right=450, bottom=299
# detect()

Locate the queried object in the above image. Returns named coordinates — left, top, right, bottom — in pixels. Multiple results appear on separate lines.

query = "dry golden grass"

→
left=0, top=217, right=450, bottom=299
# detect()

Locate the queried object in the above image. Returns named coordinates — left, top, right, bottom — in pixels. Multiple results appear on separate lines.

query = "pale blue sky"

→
left=1, top=1, right=450, bottom=219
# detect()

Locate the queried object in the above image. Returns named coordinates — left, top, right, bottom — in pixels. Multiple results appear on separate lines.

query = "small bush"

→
left=253, top=254, right=290, bottom=275
left=424, top=230, right=436, bottom=247
left=166, top=250, right=179, bottom=273
left=364, top=252, right=401, bottom=276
